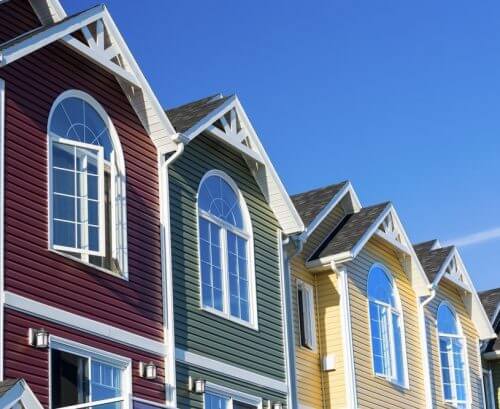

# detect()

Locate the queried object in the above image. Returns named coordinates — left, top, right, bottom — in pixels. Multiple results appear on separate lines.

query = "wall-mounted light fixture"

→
left=28, top=328, right=49, bottom=349
left=188, top=376, right=206, bottom=394
left=139, top=361, right=157, bottom=380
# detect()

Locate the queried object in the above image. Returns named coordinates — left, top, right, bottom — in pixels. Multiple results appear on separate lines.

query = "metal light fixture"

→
left=139, top=361, right=157, bottom=380
left=28, top=328, right=49, bottom=349
left=188, top=376, right=206, bottom=394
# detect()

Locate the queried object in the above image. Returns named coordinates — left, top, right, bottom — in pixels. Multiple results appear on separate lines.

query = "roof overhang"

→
left=0, top=379, right=43, bottom=409
left=174, top=94, right=304, bottom=235
left=0, top=2, right=177, bottom=153
left=432, top=247, right=496, bottom=340
left=307, top=204, right=431, bottom=297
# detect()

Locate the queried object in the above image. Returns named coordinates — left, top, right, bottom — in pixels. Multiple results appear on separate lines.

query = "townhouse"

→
left=290, top=181, right=495, bottom=409
left=480, top=288, right=500, bottom=409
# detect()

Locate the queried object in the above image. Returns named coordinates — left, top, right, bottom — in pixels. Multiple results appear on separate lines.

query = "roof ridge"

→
left=291, top=180, right=349, bottom=198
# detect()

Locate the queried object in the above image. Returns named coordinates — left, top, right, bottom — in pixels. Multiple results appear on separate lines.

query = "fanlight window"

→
left=197, top=172, right=255, bottom=326
left=367, top=264, right=407, bottom=386
left=49, top=92, right=127, bottom=275
left=437, top=303, right=469, bottom=408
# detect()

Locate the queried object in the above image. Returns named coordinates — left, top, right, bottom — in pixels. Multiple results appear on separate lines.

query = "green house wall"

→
left=169, top=134, right=287, bottom=403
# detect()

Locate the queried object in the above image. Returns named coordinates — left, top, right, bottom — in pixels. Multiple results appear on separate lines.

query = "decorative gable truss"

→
left=180, top=95, right=304, bottom=235
left=0, top=4, right=177, bottom=152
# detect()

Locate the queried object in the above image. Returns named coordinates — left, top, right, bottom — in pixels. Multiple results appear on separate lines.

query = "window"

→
left=204, top=385, right=260, bottom=409
left=437, top=303, right=469, bottom=409
left=197, top=171, right=256, bottom=327
left=48, top=91, right=127, bottom=276
left=367, top=264, right=407, bottom=386
left=297, top=280, right=317, bottom=350
left=50, top=338, right=130, bottom=409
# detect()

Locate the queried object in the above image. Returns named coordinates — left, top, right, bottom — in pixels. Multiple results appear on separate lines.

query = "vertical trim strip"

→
left=417, top=299, right=433, bottom=409
left=0, top=78, right=5, bottom=382
left=338, top=268, right=358, bottom=409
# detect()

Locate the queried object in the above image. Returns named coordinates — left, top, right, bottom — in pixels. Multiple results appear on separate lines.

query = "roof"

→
left=309, top=202, right=389, bottom=261
left=166, top=94, right=231, bottom=133
left=0, top=378, right=43, bottom=408
left=291, top=181, right=348, bottom=227
left=413, top=242, right=454, bottom=282
left=479, top=288, right=500, bottom=323
left=0, top=378, right=19, bottom=396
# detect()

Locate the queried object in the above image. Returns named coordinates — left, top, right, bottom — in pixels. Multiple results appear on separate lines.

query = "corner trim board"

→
left=0, top=78, right=4, bottom=382
left=175, top=348, right=288, bottom=394
left=4, top=291, right=166, bottom=356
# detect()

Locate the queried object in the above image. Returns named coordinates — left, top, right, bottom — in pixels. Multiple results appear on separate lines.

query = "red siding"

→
left=0, top=5, right=164, bottom=340
left=0, top=0, right=41, bottom=44
left=4, top=309, right=166, bottom=407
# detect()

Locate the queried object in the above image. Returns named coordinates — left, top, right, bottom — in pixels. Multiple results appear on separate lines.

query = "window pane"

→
left=199, top=218, right=209, bottom=241
left=392, top=312, right=405, bottom=384
left=54, top=194, right=75, bottom=221
left=370, top=302, right=386, bottom=375
left=89, top=226, right=99, bottom=252
left=53, top=168, right=75, bottom=195
left=51, top=349, right=89, bottom=407
left=88, top=175, right=99, bottom=200
left=437, top=304, right=459, bottom=335
left=54, top=220, right=76, bottom=247
left=233, top=402, right=258, bottom=409
left=88, top=200, right=99, bottom=226
left=91, top=361, right=121, bottom=401
left=227, top=232, right=249, bottom=322
left=53, top=143, right=75, bottom=170
left=205, top=393, right=229, bottom=409
left=368, top=266, right=395, bottom=306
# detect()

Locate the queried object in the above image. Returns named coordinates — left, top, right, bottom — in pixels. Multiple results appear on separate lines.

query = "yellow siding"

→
left=425, top=281, right=485, bottom=408
left=346, top=237, right=427, bottom=409
left=317, top=271, right=346, bottom=408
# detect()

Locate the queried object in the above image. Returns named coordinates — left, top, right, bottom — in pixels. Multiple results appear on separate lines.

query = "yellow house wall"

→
left=345, top=237, right=427, bottom=408
left=424, top=281, right=484, bottom=408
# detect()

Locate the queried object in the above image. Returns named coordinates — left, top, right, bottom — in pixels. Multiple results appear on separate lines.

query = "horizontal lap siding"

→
left=0, top=35, right=163, bottom=339
left=493, top=362, right=500, bottom=409
left=0, top=0, right=40, bottom=43
left=425, top=282, right=484, bottom=408
left=4, top=309, right=165, bottom=408
left=346, top=237, right=426, bottom=409
left=170, top=135, right=286, bottom=380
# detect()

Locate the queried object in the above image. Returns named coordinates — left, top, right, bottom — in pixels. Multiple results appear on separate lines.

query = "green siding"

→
left=169, top=134, right=286, bottom=382
left=493, top=361, right=500, bottom=409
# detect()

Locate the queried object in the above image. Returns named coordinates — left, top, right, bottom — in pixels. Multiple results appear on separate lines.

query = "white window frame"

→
left=49, top=336, right=132, bottom=409
left=196, top=170, right=258, bottom=330
left=203, top=382, right=263, bottom=409
left=367, top=263, right=409, bottom=388
left=47, top=90, right=128, bottom=278
left=436, top=301, right=471, bottom=409
left=296, top=279, right=317, bottom=351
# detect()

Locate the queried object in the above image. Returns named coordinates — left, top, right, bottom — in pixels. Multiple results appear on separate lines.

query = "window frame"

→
left=203, top=383, right=263, bottom=409
left=296, top=279, right=317, bottom=351
left=366, top=263, right=409, bottom=388
left=436, top=301, right=471, bottom=409
left=49, top=336, right=132, bottom=409
left=47, top=90, right=128, bottom=278
left=196, top=169, right=258, bottom=330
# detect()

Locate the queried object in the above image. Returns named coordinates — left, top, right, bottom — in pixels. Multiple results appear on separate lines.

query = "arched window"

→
left=367, top=264, right=407, bottom=386
left=437, top=303, right=469, bottom=408
left=48, top=90, right=127, bottom=276
left=197, top=171, right=256, bottom=327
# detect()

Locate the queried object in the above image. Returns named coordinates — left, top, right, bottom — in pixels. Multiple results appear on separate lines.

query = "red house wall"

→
left=0, top=5, right=165, bottom=342
left=4, top=309, right=166, bottom=407
left=0, top=0, right=40, bottom=44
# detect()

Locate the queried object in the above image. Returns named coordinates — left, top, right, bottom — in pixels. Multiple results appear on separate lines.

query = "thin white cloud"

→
left=444, top=226, right=500, bottom=248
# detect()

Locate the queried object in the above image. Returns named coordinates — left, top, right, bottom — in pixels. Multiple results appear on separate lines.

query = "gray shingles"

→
left=165, top=94, right=231, bottom=133
left=413, top=242, right=454, bottom=282
left=290, top=181, right=348, bottom=227
left=309, top=202, right=390, bottom=261
left=0, top=378, right=20, bottom=396
left=479, top=288, right=500, bottom=323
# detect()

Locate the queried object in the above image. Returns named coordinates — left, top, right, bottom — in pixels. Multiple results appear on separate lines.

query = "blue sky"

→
left=63, top=0, right=500, bottom=291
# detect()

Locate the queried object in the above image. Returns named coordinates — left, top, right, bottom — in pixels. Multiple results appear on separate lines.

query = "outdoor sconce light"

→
left=139, top=361, right=157, bottom=380
left=188, top=376, right=206, bottom=394
left=28, top=328, right=49, bottom=349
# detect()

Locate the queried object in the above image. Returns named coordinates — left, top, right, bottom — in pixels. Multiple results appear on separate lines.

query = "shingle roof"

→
left=290, top=181, right=348, bottom=227
left=413, top=242, right=454, bottom=282
left=0, top=378, right=20, bottom=396
left=479, top=288, right=500, bottom=323
left=165, top=94, right=231, bottom=133
left=309, top=202, right=389, bottom=261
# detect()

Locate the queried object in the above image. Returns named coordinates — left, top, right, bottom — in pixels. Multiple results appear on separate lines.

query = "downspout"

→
left=281, top=234, right=304, bottom=409
left=159, top=134, right=185, bottom=408
left=418, top=285, right=437, bottom=409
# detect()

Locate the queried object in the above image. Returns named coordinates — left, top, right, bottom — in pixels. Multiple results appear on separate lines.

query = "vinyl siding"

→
left=346, top=237, right=427, bottom=409
left=425, top=281, right=484, bottom=409
left=169, top=134, right=286, bottom=381
left=0, top=0, right=40, bottom=44
left=493, top=361, right=500, bottom=409
left=0, top=35, right=164, bottom=340
left=4, top=309, right=165, bottom=407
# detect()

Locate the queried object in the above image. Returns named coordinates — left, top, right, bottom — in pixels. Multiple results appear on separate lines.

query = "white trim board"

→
left=4, top=291, right=166, bottom=356
left=175, top=348, right=288, bottom=394
left=0, top=379, right=43, bottom=409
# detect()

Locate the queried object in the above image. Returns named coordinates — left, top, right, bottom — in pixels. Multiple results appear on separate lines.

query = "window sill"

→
left=200, top=306, right=258, bottom=331
left=49, top=248, right=128, bottom=281
left=374, top=373, right=409, bottom=390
